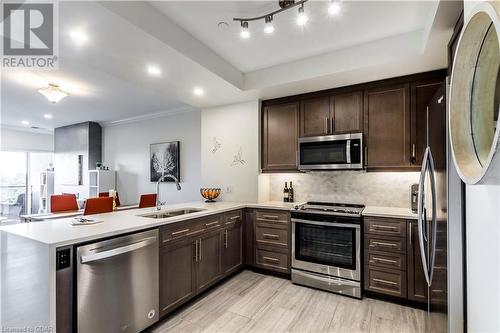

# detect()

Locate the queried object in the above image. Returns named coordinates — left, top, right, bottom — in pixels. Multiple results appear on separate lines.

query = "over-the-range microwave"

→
left=298, top=133, right=363, bottom=170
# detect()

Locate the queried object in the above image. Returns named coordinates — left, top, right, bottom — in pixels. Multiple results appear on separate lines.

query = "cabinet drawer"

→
left=160, top=215, right=221, bottom=245
left=364, top=217, right=406, bottom=237
left=365, top=250, right=406, bottom=270
left=255, top=249, right=289, bottom=274
left=255, top=226, right=288, bottom=248
left=365, top=235, right=406, bottom=254
left=224, top=210, right=243, bottom=226
left=255, top=210, right=289, bottom=226
left=365, top=266, right=407, bottom=298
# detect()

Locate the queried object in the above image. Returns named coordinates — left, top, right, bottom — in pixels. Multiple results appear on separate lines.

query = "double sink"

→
left=139, top=208, right=206, bottom=219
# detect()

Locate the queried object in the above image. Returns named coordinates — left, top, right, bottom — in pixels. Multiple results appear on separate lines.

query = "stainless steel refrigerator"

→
left=416, top=78, right=465, bottom=332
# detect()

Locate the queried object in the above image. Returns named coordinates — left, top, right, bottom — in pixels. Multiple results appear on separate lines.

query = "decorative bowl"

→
left=200, top=188, right=221, bottom=203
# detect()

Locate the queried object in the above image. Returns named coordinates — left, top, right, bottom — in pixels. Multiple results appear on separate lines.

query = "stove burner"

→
left=292, top=201, right=365, bottom=217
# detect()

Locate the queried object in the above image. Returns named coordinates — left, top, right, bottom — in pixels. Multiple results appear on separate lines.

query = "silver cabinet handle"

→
left=324, top=117, right=328, bottom=133
left=331, top=117, right=334, bottom=134
left=262, top=214, right=279, bottom=220
left=262, top=256, right=279, bottom=263
left=409, top=222, right=412, bottom=245
left=263, top=233, right=280, bottom=240
left=171, top=229, right=190, bottom=237
left=371, top=257, right=397, bottom=264
left=370, top=241, right=397, bottom=248
left=194, top=239, right=199, bottom=262
left=205, top=221, right=219, bottom=227
left=224, top=230, right=228, bottom=249
left=81, top=237, right=157, bottom=264
left=373, top=278, right=397, bottom=286
left=229, top=215, right=240, bottom=220
left=198, top=239, right=202, bottom=261
left=372, top=224, right=397, bottom=231
left=411, top=144, right=416, bottom=164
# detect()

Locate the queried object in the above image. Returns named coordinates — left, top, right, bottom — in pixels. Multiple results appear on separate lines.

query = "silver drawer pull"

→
left=229, top=215, right=240, bottom=220
left=262, top=214, right=279, bottom=220
left=171, top=229, right=190, bottom=237
left=371, top=257, right=397, bottom=264
left=370, top=241, right=397, bottom=248
left=262, top=256, right=279, bottom=263
left=372, top=224, right=398, bottom=231
left=263, top=233, right=280, bottom=240
left=373, top=278, right=398, bottom=286
left=205, top=221, right=220, bottom=227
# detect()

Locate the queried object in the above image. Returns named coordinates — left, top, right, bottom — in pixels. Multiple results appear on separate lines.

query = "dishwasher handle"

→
left=80, top=236, right=157, bottom=264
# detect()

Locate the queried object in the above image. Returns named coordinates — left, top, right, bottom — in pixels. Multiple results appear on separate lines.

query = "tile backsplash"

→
left=264, top=171, right=420, bottom=208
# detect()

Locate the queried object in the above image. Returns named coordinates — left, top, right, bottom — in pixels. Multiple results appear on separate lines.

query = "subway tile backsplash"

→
left=265, top=171, right=420, bottom=208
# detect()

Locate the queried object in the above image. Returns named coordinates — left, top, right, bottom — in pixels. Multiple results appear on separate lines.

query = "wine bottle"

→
left=283, top=182, right=289, bottom=202
left=288, top=181, right=294, bottom=202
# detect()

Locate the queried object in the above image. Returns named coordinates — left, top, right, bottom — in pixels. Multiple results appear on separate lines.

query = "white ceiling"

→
left=152, top=1, right=435, bottom=72
left=0, top=0, right=462, bottom=131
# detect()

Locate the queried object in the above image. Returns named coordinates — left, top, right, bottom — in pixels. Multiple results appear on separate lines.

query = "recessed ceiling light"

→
left=21, top=120, right=30, bottom=126
left=44, top=114, right=53, bottom=119
left=147, top=65, right=162, bottom=77
left=297, top=4, right=309, bottom=26
left=69, top=28, right=89, bottom=46
left=328, top=0, right=341, bottom=15
left=240, top=21, right=250, bottom=39
left=193, top=88, right=204, bottom=96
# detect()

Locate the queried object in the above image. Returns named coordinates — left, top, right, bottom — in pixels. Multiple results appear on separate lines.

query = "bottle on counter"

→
left=283, top=182, right=289, bottom=202
left=288, top=181, right=294, bottom=202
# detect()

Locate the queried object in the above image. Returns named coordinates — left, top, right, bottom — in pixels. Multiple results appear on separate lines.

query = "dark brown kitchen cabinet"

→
left=364, top=84, right=411, bottom=170
left=410, top=80, right=446, bottom=167
left=262, top=102, right=299, bottom=172
left=159, top=238, right=196, bottom=317
left=407, top=220, right=428, bottom=303
left=331, top=91, right=363, bottom=134
left=244, top=210, right=256, bottom=266
left=196, top=229, right=223, bottom=293
left=300, top=96, right=331, bottom=137
left=222, top=211, right=243, bottom=275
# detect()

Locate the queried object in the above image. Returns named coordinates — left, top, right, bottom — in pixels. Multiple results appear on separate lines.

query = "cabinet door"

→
left=364, top=84, right=411, bottom=170
left=332, top=91, right=363, bottom=134
left=299, top=97, right=331, bottom=137
left=407, top=220, right=428, bottom=303
left=159, top=238, right=196, bottom=316
left=244, top=210, right=256, bottom=266
left=410, top=81, right=445, bottom=166
left=262, top=103, right=299, bottom=171
left=222, top=222, right=243, bottom=275
left=196, top=229, right=223, bottom=293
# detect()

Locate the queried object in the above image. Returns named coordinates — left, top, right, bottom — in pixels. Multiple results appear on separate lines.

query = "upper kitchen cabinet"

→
left=262, top=102, right=299, bottom=172
left=331, top=91, right=364, bottom=134
left=364, top=84, right=411, bottom=170
left=300, top=97, right=330, bottom=137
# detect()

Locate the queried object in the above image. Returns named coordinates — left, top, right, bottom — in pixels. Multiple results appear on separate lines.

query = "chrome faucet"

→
left=156, top=174, right=181, bottom=210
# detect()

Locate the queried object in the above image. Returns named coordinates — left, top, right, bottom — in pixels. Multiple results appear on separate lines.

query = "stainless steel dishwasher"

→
left=76, top=229, right=159, bottom=333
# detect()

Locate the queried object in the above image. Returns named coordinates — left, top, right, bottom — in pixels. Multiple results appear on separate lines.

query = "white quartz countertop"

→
left=0, top=201, right=299, bottom=247
left=363, top=206, right=418, bottom=220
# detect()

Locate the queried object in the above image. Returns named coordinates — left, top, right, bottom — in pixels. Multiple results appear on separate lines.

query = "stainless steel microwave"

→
left=298, top=133, right=363, bottom=170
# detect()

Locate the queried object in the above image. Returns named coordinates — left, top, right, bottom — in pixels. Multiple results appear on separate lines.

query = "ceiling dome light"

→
left=147, top=65, right=162, bottom=77
left=328, top=0, right=341, bottom=15
left=38, top=83, right=69, bottom=104
left=297, top=4, right=308, bottom=26
left=264, top=15, right=275, bottom=34
left=240, top=21, right=250, bottom=39
left=69, top=28, right=89, bottom=46
left=21, top=120, right=30, bottom=126
left=43, top=114, right=53, bottom=119
left=193, top=87, right=204, bottom=96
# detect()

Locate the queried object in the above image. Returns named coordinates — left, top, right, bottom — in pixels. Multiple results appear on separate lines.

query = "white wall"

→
left=201, top=101, right=259, bottom=202
left=0, top=127, right=54, bottom=152
left=103, top=110, right=201, bottom=205
left=462, top=1, right=500, bottom=332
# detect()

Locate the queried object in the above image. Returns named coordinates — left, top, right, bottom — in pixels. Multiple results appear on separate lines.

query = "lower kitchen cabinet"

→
left=159, top=237, right=196, bottom=316
left=222, top=211, right=243, bottom=275
left=407, top=220, right=428, bottom=302
left=196, top=229, right=223, bottom=293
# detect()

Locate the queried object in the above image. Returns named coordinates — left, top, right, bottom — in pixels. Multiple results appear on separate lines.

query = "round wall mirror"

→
left=450, top=3, right=500, bottom=184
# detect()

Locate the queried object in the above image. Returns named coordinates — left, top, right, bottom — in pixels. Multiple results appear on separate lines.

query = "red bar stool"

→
left=83, top=197, right=114, bottom=215
left=139, top=194, right=157, bottom=208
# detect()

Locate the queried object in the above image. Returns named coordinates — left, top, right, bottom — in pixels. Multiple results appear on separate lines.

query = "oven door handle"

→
left=291, top=218, right=360, bottom=229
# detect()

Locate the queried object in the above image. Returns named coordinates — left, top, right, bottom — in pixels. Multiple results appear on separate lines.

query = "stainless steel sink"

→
left=139, top=208, right=206, bottom=219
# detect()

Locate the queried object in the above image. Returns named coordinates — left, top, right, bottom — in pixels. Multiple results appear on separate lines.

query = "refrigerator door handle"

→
left=417, top=147, right=431, bottom=286
left=427, top=148, right=438, bottom=285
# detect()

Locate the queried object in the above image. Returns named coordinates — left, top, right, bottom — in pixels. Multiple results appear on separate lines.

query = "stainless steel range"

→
left=291, top=202, right=364, bottom=299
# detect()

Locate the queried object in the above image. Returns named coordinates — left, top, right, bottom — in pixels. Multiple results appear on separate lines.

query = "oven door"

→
left=298, top=133, right=363, bottom=170
left=292, top=218, right=361, bottom=281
